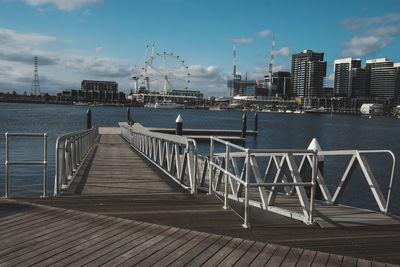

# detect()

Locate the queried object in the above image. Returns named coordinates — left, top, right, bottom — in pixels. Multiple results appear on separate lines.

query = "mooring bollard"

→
left=86, top=108, right=92, bottom=129
left=176, top=114, right=183, bottom=135
left=254, top=112, right=258, bottom=132
left=241, top=113, right=247, bottom=138
left=302, top=138, right=323, bottom=200
left=127, top=107, right=131, bottom=125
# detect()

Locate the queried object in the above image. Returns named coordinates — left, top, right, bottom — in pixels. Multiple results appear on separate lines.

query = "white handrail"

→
left=209, top=136, right=318, bottom=227
left=54, top=128, right=98, bottom=196
left=121, top=124, right=199, bottom=194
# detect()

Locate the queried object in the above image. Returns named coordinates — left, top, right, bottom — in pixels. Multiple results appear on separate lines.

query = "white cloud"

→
left=326, top=73, right=334, bottom=82
left=232, top=38, right=253, bottom=44
left=274, top=46, right=290, bottom=57
left=95, top=46, right=103, bottom=53
left=340, top=13, right=400, bottom=31
left=23, top=0, right=103, bottom=11
left=188, top=65, right=228, bottom=96
left=0, top=27, right=131, bottom=93
left=339, top=14, right=400, bottom=57
left=0, top=28, right=56, bottom=48
left=257, top=29, right=271, bottom=38
left=339, top=32, right=398, bottom=57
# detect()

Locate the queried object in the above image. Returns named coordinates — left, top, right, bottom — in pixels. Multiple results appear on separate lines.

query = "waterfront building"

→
left=334, top=58, right=362, bottom=97
left=58, top=80, right=125, bottom=103
left=227, top=75, right=258, bottom=96
left=264, top=71, right=291, bottom=98
left=81, top=80, right=118, bottom=93
left=291, top=50, right=326, bottom=98
left=370, top=66, right=400, bottom=101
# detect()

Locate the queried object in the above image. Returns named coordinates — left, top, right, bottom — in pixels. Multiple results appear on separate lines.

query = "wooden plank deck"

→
left=0, top=199, right=393, bottom=267
left=13, top=132, right=400, bottom=265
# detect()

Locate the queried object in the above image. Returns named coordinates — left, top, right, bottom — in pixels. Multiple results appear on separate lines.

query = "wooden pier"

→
left=2, top=128, right=400, bottom=266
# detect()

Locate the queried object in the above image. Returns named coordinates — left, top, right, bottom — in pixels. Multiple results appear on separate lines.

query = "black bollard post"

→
left=127, top=107, right=131, bottom=125
left=254, top=112, right=258, bottom=132
left=176, top=114, right=183, bottom=135
left=241, top=113, right=247, bottom=138
left=86, top=108, right=92, bottom=129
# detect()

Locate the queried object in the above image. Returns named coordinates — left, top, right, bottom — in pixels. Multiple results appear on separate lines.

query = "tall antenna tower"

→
left=268, top=35, right=276, bottom=96
left=31, top=56, right=40, bottom=96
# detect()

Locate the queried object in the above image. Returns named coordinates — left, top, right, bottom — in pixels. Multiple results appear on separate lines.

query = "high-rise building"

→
left=370, top=66, right=400, bottom=99
left=366, top=58, right=393, bottom=70
left=333, top=58, right=362, bottom=97
left=351, top=68, right=369, bottom=97
left=291, top=50, right=326, bottom=97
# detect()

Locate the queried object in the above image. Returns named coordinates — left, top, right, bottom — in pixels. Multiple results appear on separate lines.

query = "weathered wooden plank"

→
left=61, top=224, right=170, bottom=267
left=137, top=231, right=201, bottom=266
left=342, top=256, right=358, bottom=267
left=265, top=245, right=291, bottom=266
left=152, top=232, right=211, bottom=267
left=296, top=249, right=317, bottom=267
left=177, top=236, right=232, bottom=266
left=42, top=222, right=150, bottom=266
left=234, top=241, right=266, bottom=266
left=218, top=239, right=255, bottom=266
left=115, top=228, right=190, bottom=266
left=357, top=258, right=372, bottom=267
left=311, top=252, right=330, bottom=267
left=7, top=219, right=137, bottom=266
left=200, top=238, right=243, bottom=266
left=327, top=254, right=344, bottom=267
left=0, top=213, right=106, bottom=262
left=280, top=247, right=304, bottom=266
left=250, top=244, right=279, bottom=266
left=168, top=234, right=222, bottom=266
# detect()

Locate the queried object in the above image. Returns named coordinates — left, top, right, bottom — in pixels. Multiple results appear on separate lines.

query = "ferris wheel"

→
left=145, top=51, right=190, bottom=93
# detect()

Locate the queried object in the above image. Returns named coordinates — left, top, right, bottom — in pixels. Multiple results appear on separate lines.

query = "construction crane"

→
left=268, top=35, right=276, bottom=96
left=233, top=41, right=237, bottom=76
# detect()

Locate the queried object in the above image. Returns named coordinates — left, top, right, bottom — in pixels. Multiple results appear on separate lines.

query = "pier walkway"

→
left=2, top=128, right=400, bottom=265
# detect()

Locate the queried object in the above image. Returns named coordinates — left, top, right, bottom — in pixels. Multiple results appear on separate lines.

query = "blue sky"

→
left=0, top=0, right=400, bottom=96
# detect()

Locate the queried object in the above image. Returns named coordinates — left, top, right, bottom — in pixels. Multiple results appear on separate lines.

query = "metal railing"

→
left=209, top=137, right=318, bottom=227
left=121, top=124, right=199, bottom=193
left=4, top=133, right=48, bottom=198
left=54, top=128, right=98, bottom=195
left=208, top=137, right=396, bottom=227
left=318, top=149, right=396, bottom=214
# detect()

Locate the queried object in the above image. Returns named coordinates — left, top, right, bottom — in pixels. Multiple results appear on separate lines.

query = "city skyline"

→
left=0, top=0, right=400, bottom=96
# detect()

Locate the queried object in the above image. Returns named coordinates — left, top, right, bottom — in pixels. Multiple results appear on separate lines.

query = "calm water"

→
left=0, top=102, right=399, bottom=215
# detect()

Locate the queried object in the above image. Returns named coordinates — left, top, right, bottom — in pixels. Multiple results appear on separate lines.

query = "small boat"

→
left=304, top=107, right=329, bottom=114
left=73, top=102, right=88, bottom=106
left=154, top=100, right=184, bottom=109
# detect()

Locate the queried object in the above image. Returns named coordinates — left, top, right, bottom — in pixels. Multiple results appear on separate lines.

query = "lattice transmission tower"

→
left=31, top=56, right=40, bottom=96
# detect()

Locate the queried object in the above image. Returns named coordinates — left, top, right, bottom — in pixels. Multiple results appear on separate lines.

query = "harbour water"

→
left=0, top=102, right=399, bottom=215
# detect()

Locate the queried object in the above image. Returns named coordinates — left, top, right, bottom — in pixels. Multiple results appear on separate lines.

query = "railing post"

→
left=86, top=108, right=92, bottom=129
left=242, top=149, right=250, bottom=228
left=43, top=133, right=48, bottom=197
left=209, top=137, right=215, bottom=195
left=5, top=133, right=10, bottom=198
left=254, top=112, right=258, bottom=132
left=241, top=113, right=247, bottom=138
left=223, top=144, right=230, bottom=209
left=309, top=151, right=318, bottom=224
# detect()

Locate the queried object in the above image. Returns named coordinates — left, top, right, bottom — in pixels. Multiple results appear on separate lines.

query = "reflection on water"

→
left=0, top=103, right=399, bottom=215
